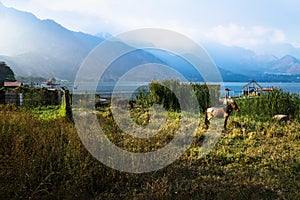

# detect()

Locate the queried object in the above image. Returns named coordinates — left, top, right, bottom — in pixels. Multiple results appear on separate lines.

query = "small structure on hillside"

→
left=41, top=78, right=60, bottom=90
left=4, top=81, right=23, bottom=89
left=242, top=80, right=273, bottom=96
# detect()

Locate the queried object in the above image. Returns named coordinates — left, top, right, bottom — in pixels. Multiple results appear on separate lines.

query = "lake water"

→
left=70, top=81, right=300, bottom=98
left=219, top=82, right=300, bottom=97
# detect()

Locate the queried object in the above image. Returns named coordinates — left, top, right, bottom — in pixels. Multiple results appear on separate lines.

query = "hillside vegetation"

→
left=0, top=62, right=15, bottom=86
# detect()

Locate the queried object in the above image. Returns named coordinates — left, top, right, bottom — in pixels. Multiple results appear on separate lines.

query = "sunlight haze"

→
left=2, top=0, right=300, bottom=51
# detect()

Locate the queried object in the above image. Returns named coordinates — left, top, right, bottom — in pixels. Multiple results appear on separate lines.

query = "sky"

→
left=2, top=0, right=300, bottom=51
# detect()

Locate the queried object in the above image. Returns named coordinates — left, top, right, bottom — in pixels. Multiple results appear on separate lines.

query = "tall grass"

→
left=235, top=89, right=300, bottom=120
left=1, top=88, right=300, bottom=199
left=0, top=105, right=115, bottom=199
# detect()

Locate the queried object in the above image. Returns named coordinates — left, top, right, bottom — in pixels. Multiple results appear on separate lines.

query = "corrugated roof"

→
left=262, top=87, right=274, bottom=91
left=4, top=82, right=22, bottom=87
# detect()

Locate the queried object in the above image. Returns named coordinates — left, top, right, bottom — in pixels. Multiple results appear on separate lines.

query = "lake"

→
left=71, top=81, right=300, bottom=98
left=219, top=82, right=300, bottom=97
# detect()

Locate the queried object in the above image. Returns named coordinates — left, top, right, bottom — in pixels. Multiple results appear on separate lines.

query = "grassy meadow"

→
left=1, top=87, right=300, bottom=199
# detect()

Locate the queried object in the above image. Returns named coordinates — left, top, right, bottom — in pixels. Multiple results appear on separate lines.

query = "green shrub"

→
left=236, top=89, right=299, bottom=119
left=148, top=80, right=211, bottom=113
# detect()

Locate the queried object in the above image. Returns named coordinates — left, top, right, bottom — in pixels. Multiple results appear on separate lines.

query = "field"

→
left=1, top=87, right=300, bottom=199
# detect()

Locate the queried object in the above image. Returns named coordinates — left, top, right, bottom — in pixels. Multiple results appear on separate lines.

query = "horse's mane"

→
left=225, top=102, right=234, bottom=113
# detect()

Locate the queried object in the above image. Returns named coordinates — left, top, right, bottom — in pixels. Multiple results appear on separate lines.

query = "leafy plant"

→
left=235, top=88, right=299, bottom=119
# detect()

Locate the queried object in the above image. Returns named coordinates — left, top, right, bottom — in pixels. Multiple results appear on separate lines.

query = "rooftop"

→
left=4, top=82, right=23, bottom=87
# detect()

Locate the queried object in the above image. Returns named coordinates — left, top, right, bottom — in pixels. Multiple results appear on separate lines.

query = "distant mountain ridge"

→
left=271, top=55, right=300, bottom=74
left=0, top=2, right=104, bottom=80
left=203, top=42, right=300, bottom=81
left=1, top=2, right=300, bottom=82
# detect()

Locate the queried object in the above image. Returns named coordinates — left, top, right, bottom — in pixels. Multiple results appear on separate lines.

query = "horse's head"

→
left=231, top=102, right=240, bottom=112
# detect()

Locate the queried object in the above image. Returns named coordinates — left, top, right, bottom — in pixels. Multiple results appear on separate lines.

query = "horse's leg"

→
left=205, top=111, right=210, bottom=129
left=223, top=116, right=229, bottom=130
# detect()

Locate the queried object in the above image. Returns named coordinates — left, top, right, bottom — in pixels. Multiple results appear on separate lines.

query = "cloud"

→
left=1, top=1, right=292, bottom=50
left=203, top=24, right=287, bottom=49
left=4, top=0, right=181, bottom=34
left=31, top=0, right=107, bottom=13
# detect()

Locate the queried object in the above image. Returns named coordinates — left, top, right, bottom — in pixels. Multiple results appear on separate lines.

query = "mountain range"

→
left=0, top=2, right=103, bottom=81
left=1, top=2, right=300, bottom=82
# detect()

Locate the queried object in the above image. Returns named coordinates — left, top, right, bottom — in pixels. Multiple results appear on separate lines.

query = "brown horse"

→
left=205, top=102, right=240, bottom=130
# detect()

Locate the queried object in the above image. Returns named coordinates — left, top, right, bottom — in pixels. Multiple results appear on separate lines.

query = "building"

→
left=1, top=82, right=23, bottom=105
left=4, top=81, right=23, bottom=89
left=242, top=80, right=273, bottom=96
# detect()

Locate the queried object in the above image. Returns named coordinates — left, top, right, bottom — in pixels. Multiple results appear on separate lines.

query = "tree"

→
left=0, top=61, right=16, bottom=87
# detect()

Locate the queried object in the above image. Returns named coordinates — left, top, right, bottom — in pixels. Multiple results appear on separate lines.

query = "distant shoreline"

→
left=66, top=81, right=300, bottom=98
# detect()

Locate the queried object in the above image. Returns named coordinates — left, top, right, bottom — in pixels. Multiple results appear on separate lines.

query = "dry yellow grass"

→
left=0, top=104, right=300, bottom=199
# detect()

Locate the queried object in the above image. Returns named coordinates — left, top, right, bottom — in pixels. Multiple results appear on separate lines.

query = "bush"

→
left=236, top=89, right=300, bottom=119
left=13, top=87, right=61, bottom=107
left=148, top=80, right=211, bottom=113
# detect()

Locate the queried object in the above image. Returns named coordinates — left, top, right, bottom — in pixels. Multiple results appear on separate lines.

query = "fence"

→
left=0, top=88, right=63, bottom=106
left=4, top=92, right=21, bottom=105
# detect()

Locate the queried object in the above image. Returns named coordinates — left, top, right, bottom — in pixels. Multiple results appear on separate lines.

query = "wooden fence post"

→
left=62, top=88, right=72, bottom=121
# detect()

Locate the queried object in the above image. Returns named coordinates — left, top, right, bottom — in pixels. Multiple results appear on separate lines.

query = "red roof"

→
left=4, top=82, right=23, bottom=87
left=262, top=87, right=273, bottom=91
